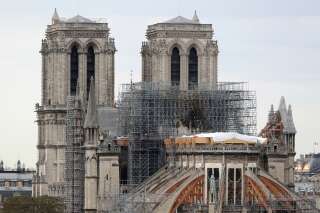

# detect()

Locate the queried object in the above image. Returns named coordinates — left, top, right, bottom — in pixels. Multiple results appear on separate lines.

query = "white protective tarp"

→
left=182, top=132, right=267, bottom=144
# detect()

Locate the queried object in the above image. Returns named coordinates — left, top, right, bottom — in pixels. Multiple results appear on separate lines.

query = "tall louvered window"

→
left=87, top=46, right=95, bottom=98
left=171, top=47, right=180, bottom=86
left=188, top=47, right=198, bottom=89
left=70, top=46, right=79, bottom=95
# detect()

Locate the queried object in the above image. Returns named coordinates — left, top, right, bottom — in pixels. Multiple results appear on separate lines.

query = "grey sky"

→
left=0, top=0, right=319, bottom=168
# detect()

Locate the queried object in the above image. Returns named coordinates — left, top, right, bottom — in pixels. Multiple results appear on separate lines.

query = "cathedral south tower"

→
left=141, top=11, right=218, bottom=90
left=33, top=9, right=116, bottom=197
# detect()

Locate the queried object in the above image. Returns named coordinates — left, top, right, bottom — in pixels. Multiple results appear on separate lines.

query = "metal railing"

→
left=167, top=144, right=259, bottom=154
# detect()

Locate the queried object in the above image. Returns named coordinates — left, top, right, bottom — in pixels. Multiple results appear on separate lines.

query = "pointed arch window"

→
left=70, top=46, right=79, bottom=95
left=171, top=47, right=180, bottom=86
left=87, top=46, right=95, bottom=98
left=188, top=47, right=198, bottom=89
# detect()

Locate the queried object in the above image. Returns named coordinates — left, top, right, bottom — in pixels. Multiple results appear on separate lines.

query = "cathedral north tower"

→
left=41, top=9, right=115, bottom=106
left=33, top=9, right=115, bottom=197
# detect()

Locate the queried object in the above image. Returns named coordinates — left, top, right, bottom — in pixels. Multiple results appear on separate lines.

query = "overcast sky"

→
left=0, top=0, right=319, bottom=168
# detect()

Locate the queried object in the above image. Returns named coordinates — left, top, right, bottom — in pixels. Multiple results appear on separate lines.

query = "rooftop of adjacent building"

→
left=295, top=153, right=320, bottom=174
left=0, top=160, right=35, bottom=179
left=0, top=160, right=33, bottom=192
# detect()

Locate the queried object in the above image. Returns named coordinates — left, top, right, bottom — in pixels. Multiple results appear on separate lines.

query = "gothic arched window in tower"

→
left=70, top=46, right=79, bottom=96
left=87, top=46, right=95, bottom=98
left=188, top=47, right=198, bottom=89
left=171, top=47, right=180, bottom=86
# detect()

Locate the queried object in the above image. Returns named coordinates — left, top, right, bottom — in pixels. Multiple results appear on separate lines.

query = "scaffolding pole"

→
left=64, top=96, right=85, bottom=213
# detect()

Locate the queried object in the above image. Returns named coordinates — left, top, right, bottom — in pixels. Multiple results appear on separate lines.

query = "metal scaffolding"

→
left=64, top=96, right=85, bottom=213
left=118, top=81, right=257, bottom=184
left=245, top=198, right=320, bottom=213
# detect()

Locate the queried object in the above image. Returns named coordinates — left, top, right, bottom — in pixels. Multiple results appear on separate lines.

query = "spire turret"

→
left=287, top=104, right=296, bottom=133
left=192, top=10, right=200, bottom=23
left=268, top=104, right=274, bottom=122
left=278, top=96, right=289, bottom=132
left=278, top=96, right=287, bottom=114
left=84, top=77, right=98, bottom=128
left=52, top=8, right=60, bottom=24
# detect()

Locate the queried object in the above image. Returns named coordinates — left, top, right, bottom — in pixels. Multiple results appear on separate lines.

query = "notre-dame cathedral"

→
left=33, top=8, right=219, bottom=212
left=32, top=9, right=298, bottom=213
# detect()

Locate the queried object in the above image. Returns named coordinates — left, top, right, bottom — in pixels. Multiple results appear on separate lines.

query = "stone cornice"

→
left=267, top=153, right=289, bottom=159
left=147, top=30, right=212, bottom=40
left=148, top=23, right=212, bottom=32
left=36, top=120, right=66, bottom=125
left=84, top=175, right=98, bottom=179
left=47, top=30, right=108, bottom=39
left=36, top=105, right=67, bottom=112
left=82, top=145, right=97, bottom=150
left=44, top=48, right=67, bottom=53
left=288, top=152, right=296, bottom=156
left=37, top=144, right=66, bottom=149
left=47, top=22, right=109, bottom=33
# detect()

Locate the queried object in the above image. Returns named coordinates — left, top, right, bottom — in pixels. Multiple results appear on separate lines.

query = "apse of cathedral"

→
left=32, top=9, right=317, bottom=213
